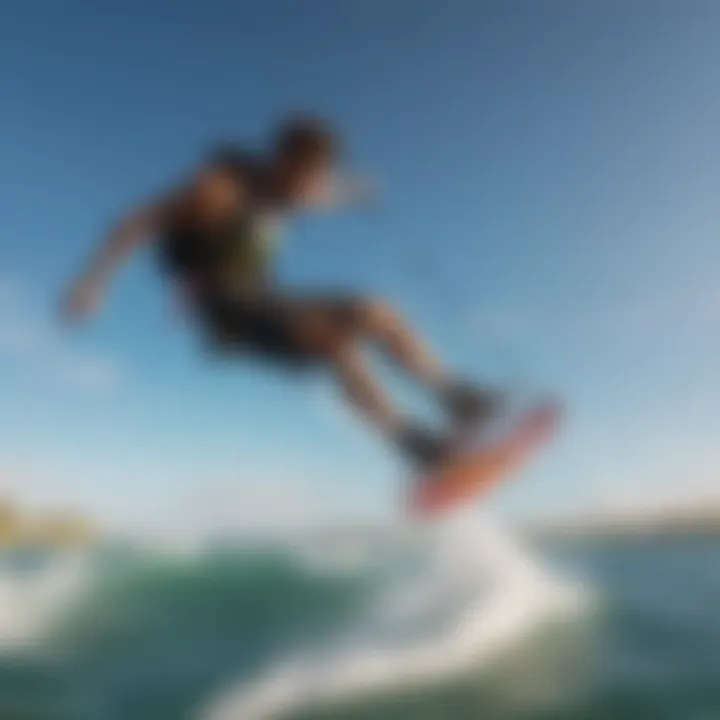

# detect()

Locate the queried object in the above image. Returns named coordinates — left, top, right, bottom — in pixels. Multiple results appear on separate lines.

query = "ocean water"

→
left=0, top=518, right=717, bottom=720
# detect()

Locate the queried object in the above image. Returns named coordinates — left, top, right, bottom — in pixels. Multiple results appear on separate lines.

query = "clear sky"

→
left=2, top=0, right=720, bottom=532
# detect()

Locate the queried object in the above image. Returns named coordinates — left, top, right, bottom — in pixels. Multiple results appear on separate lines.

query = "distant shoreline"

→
left=525, top=508, right=720, bottom=544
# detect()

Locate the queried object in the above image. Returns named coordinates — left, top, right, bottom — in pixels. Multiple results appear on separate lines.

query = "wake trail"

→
left=201, top=510, right=589, bottom=720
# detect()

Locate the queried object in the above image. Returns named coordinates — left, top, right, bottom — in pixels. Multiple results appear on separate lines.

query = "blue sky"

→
left=2, top=0, right=720, bottom=530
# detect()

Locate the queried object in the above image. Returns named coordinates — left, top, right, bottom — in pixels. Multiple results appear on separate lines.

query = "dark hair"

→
left=274, top=116, right=338, bottom=165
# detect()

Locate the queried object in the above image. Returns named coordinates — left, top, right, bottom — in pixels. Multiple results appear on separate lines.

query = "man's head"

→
left=272, top=115, right=339, bottom=206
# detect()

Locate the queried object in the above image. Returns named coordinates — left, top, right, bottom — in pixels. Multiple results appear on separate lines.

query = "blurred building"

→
left=0, top=498, right=97, bottom=550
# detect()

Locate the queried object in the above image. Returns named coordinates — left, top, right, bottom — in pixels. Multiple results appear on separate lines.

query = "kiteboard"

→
left=408, top=402, right=562, bottom=518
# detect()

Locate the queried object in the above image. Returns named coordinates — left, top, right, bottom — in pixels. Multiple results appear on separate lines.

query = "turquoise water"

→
left=0, top=535, right=718, bottom=720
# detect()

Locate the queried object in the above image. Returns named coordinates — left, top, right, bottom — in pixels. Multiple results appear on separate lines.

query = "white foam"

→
left=0, top=553, right=92, bottom=650
left=201, top=512, right=589, bottom=720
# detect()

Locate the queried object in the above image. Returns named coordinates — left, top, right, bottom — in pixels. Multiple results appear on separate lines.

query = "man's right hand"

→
left=60, top=279, right=102, bottom=323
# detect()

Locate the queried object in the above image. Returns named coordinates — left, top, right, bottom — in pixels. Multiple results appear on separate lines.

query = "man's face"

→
left=281, top=159, right=335, bottom=207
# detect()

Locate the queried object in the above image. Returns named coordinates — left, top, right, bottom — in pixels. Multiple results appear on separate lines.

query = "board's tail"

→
left=409, top=402, right=561, bottom=518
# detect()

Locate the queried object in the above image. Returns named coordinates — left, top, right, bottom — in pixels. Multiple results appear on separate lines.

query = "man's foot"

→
left=395, top=424, right=455, bottom=472
left=441, top=381, right=503, bottom=434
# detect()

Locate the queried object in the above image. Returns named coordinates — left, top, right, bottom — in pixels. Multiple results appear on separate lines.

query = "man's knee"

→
left=294, top=313, right=354, bottom=360
left=356, top=298, right=402, bottom=335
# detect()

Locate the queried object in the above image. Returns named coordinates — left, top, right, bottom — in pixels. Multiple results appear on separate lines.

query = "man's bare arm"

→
left=61, top=165, right=243, bottom=322
left=61, top=201, right=168, bottom=322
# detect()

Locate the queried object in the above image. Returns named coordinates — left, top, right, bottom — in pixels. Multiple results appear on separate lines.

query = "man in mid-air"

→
left=63, top=117, right=499, bottom=470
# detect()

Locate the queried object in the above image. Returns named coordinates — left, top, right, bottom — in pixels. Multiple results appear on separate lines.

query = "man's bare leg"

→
left=292, top=306, right=411, bottom=436
left=294, top=300, right=494, bottom=467
left=356, top=300, right=447, bottom=389
left=333, top=342, right=403, bottom=435
left=331, top=342, right=452, bottom=467
left=355, top=300, right=499, bottom=429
